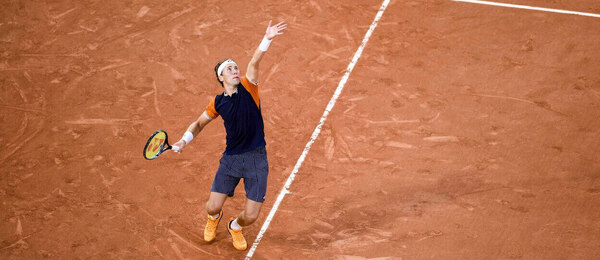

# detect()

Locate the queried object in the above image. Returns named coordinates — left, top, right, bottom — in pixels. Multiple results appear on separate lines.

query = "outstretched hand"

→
left=172, top=140, right=186, bottom=154
left=265, top=20, right=287, bottom=40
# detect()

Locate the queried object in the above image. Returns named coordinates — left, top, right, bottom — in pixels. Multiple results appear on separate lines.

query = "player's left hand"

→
left=265, top=20, right=287, bottom=40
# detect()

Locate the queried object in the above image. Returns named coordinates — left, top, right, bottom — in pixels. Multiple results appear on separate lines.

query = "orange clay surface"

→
left=1, top=0, right=600, bottom=259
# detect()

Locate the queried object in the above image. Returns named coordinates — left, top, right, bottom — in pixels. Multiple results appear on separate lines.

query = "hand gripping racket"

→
left=143, top=130, right=180, bottom=160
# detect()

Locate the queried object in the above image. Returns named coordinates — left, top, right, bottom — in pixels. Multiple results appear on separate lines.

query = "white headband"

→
left=217, top=59, right=237, bottom=76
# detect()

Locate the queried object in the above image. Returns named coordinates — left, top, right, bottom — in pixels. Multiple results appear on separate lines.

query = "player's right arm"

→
left=172, top=111, right=213, bottom=153
left=173, top=98, right=219, bottom=153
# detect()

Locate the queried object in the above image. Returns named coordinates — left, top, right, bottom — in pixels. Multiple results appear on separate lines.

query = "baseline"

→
left=452, top=0, right=600, bottom=18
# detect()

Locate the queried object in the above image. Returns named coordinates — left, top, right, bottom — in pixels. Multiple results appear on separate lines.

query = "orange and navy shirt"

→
left=205, top=76, right=265, bottom=155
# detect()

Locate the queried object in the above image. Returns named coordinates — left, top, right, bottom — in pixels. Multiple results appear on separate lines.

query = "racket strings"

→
left=146, top=138, right=164, bottom=155
left=143, top=130, right=169, bottom=160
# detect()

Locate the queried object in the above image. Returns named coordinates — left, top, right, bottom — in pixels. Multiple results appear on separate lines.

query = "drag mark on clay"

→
left=386, top=141, right=415, bottom=149
left=292, top=23, right=337, bottom=44
left=152, top=80, right=162, bottom=117
left=263, top=63, right=279, bottom=84
left=136, top=6, right=151, bottom=18
left=415, top=230, right=444, bottom=242
left=65, top=118, right=141, bottom=125
left=96, top=6, right=197, bottom=49
left=63, top=61, right=132, bottom=95
left=324, top=134, right=335, bottom=161
left=365, top=118, right=420, bottom=125
left=472, top=93, right=535, bottom=105
left=167, top=229, right=218, bottom=256
left=10, top=118, right=29, bottom=150
left=193, top=20, right=223, bottom=36
left=473, top=93, right=567, bottom=116
left=169, top=23, right=185, bottom=51
left=15, top=218, right=22, bottom=237
left=137, top=205, right=218, bottom=257
left=167, top=237, right=185, bottom=260
left=51, top=7, right=77, bottom=20
left=1, top=122, right=44, bottom=164
left=423, top=136, right=460, bottom=143
left=1, top=218, right=38, bottom=251
left=155, top=62, right=186, bottom=81
left=98, top=61, right=132, bottom=72
left=153, top=245, right=165, bottom=258
left=16, top=53, right=89, bottom=58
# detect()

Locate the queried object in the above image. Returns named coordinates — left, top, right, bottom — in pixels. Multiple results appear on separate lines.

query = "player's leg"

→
left=206, top=191, right=228, bottom=216
left=236, top=199, right=263, bottom=226
left=236, top=147, right=268, bottom=226
left=227, top=199, right=262, bottom=251
left=205, top=155, right=241, bottom=242
left=227, top=147, right=268, bottom=250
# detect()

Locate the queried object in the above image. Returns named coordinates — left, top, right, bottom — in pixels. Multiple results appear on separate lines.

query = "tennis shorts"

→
left=210, top=146, right=269, bottom=202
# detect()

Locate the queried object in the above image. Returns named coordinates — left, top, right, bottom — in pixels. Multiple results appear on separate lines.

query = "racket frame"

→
left=143, top=130, right=173, bottom=160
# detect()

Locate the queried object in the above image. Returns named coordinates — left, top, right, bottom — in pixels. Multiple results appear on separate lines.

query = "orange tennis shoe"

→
left=204, top=210, right=223, bottom=242
left=226, top=218, right=247, bottom=250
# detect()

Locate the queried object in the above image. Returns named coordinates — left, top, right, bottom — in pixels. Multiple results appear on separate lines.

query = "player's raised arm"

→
left=246, top=20, right=287, bottom=84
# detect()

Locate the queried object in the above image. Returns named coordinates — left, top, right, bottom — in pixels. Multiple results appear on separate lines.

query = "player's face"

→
left=220, top=64, right=240, bottom=86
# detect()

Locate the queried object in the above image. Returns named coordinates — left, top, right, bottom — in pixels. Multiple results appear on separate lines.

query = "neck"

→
left=224, top=83, right=237, bottom=95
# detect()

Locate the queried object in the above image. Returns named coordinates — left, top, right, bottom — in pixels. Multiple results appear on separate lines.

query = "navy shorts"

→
left=211, top=146, right=269, bottom=202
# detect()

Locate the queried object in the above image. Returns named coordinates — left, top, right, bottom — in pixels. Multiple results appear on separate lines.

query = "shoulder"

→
left=205, top=94, right=221, bottom=118
left=214, top=91, right=227, bottom=101
left=241, top=76, right=258, bottom=89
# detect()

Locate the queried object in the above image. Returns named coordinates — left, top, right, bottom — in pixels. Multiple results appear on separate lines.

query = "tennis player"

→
left=172, top=20, right=286, bottom=251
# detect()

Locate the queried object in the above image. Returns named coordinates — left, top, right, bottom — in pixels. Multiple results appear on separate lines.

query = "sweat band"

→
left=217, top=59, right=237, bottom=76
left=259, top=36, right=272, bottom=52
left=181, top=131, right=194, bottom=144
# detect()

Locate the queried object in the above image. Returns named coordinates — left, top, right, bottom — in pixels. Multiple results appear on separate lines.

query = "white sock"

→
left=230, top=218, right=242, bottom=230
left=209, top=212, right=220, bottom=219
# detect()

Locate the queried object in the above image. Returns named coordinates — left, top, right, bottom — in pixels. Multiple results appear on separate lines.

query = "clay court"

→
left=2, top=0, right=600, bottom=259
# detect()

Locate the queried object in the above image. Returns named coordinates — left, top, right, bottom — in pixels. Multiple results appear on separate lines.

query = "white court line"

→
left=244, top=0, right=391, bottom=258
left=453, top=0, right=600, bottom=18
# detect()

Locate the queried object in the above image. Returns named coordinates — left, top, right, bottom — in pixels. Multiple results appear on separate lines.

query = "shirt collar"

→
left=223, top=87, right=238, bottom=97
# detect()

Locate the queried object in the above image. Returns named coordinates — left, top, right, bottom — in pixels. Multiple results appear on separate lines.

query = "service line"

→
left=245, top=0, right=391, bottom=258
left=453, top=0, right=600, bottom=18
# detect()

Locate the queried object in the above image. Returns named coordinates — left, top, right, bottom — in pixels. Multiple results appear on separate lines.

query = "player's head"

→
left=214, top=59, right=240, bottom=87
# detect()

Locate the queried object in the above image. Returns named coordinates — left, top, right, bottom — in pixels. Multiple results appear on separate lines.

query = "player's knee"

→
left=243, top=214, right=258, bottom=225
left=243, top=210, right=260, bottom=224
left=205, top=201, right=221, bottom=215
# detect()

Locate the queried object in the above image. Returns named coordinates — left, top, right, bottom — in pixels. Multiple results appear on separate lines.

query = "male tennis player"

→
left=172, top=20, right=286, bottom=251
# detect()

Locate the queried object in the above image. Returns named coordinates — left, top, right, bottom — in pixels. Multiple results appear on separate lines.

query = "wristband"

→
left=259, top=36, right=272, bottom=52
left=181, top=131, right=194, bottom=144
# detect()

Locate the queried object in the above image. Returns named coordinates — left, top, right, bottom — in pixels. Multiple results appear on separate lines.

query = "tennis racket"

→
left=143, top=130, right=180, bottom=160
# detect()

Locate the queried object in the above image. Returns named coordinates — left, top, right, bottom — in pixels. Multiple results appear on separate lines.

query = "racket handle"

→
left=172, top=145, right=181, bottom=152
